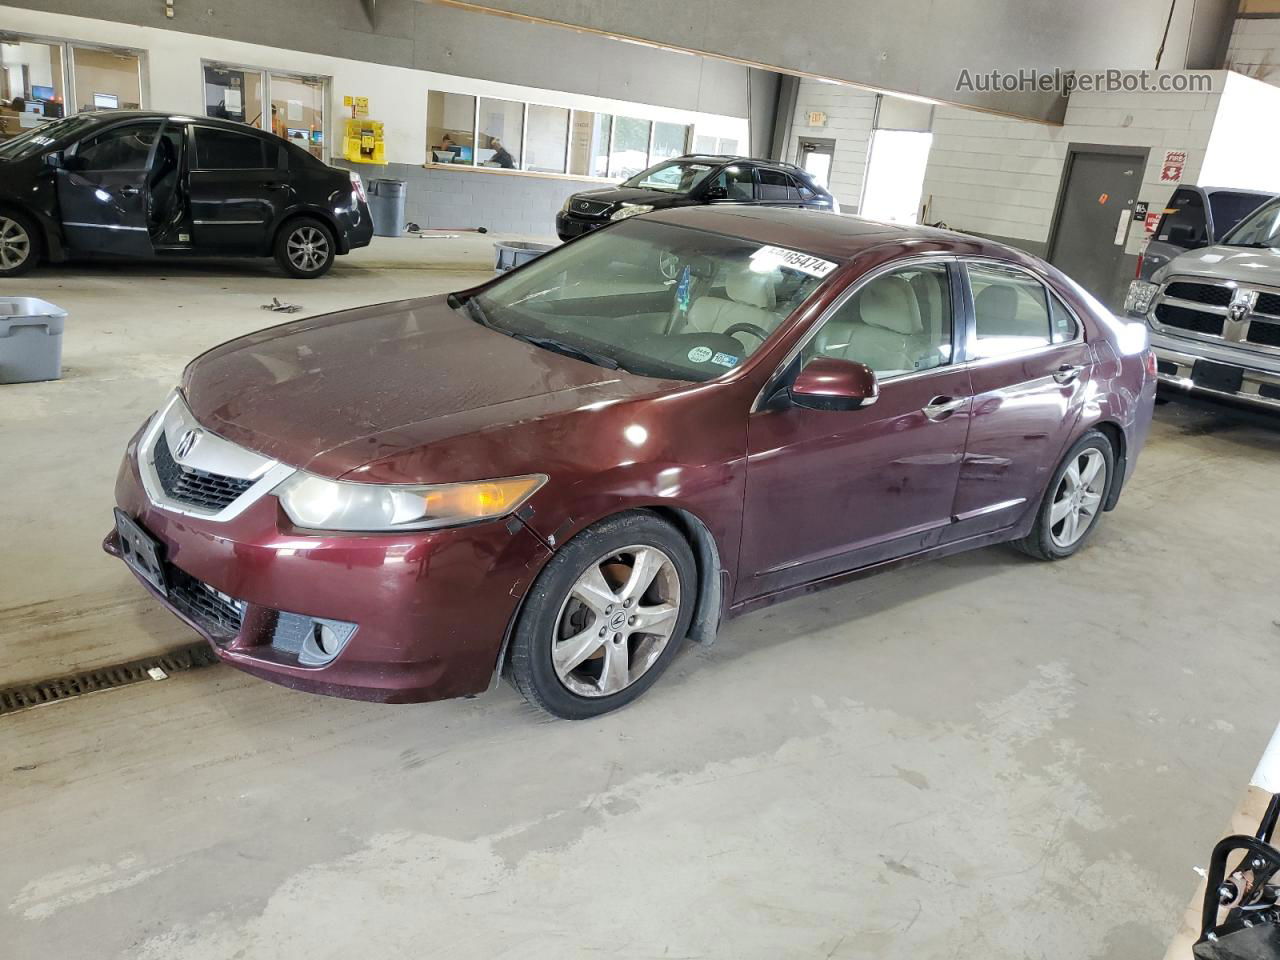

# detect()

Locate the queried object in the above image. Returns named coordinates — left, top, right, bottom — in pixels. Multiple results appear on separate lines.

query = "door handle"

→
left=261, top=181, right=290, bottom=191
left=1053, top=363, right=1085, bottom=384
left=119, top=185, right=140, bottom=197
left=922, top=396, right=966, bottom=420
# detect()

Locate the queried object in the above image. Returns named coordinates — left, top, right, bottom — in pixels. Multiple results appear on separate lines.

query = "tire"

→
left=0, top=209, right=41, bottom=277
left=274, top=217, right=336, bottom=279
left=509, top=511, right=697, bottom=720
left=1013, top=429, right=1116, bottom=561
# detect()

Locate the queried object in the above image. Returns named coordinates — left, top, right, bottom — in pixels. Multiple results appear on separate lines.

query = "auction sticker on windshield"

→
left=751, top=245, right=838, bottom=278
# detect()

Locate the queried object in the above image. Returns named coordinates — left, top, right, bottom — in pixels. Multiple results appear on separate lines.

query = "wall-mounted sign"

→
left=1144, top=211, right=1161, bottom=235
left=1161, top=150, right=1187, bottom=182
left=1098, top=192, right=1109, bottom=205
left=353, top=96, right=369, bottom=117
left=1133, top=201, right=1148, bottom=222
left=343, top=95, right=353, bottom=107
left=806, top=110, right=827, bottom=127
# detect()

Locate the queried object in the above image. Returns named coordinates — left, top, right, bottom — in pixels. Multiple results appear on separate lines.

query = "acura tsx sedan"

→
left=105, top=206, right=1156, bottom=719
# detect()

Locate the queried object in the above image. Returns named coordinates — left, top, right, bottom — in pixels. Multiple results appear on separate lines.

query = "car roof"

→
left=643, top=205, right=1024, bottom=265
left=72, top=109, right=270, bottom=135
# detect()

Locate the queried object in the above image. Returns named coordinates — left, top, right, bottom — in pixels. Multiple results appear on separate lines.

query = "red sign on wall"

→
left=1161, top=150, right=1187, bottom=183
left=1144, top=211, right=1162, bottom=235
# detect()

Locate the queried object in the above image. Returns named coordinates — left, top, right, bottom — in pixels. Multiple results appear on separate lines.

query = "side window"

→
left=75, top=121, right=161, bottom=171
left=1049, top=292, right=1079, bottom=343
left=193, top=127, right=272, bottom=170
left=804, top=263, right=954, bottom=379
left=1155, top=187, right=1208, bottom=248
left=967, top=263, right=1054, bottom=358
left=709, top=164, right=754, bottom=200
left=756, top=168, right=796, bottom=201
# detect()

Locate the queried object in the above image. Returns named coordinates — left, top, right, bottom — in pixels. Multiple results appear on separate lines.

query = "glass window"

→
left=757, top=168, right=800, bottom=201
left=74, top=119, right=160, bottom=171
left=805, top=264, right=953, bottom=378
left=861, top=129, right=932, bottom=223
left=1155, top=187, right=1208, bottom=248
left=623, top=159, right=718, bottom=194
left=1223, top=197, right=1280, bottom=248
left=203, top=64, right=266, bottom=128
left=651, top=121, right=688, bottom=162
left=71, top=46, right=142, bottom=112
left=568, top=110, right=610, bottom=178
left=477, top=97, right=522, bottom=169
left=608, top=116, right=651, bottom=179
left=524, top=103, right=568, bottom=174
left=0, top=39, right=66, bottom=141
left=1207, top=191, right=1272, bottom=240
left=967, top=263, right=1053, bottom=358
left=708, top=164, right=755, bottom=201
left=426, top=91, right=476, bottom=163
left=467, top=219, right=826, bottom=382
left=269, top=73, right=325, bottom=160
left=193, top=126, right=272, bottom=169
left=1050, top=293, right=1078, bottom=343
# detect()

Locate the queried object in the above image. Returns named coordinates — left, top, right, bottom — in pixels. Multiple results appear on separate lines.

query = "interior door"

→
left=738, top=261, right=972, bottom=601
left=1047, top=148, right=1145, bottom=310
left=187, top=124, right=286, bottom=251
left=950, top=261, right=1094, bottom=537
left=56, top=118, right=161, bottom=257
left=797, top=138, right=835, bottom=190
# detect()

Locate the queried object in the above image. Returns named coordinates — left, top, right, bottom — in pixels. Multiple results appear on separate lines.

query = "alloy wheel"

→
left=1049, top=448, right=1107, bottom=549
left=551, top=545, right=682, bottom=698
left=286, top=226, right=330, bottom=273
left=0, top=216, right=32, bottom=272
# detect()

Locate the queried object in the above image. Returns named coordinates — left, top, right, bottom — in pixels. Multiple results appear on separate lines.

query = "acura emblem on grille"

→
left=174, top=428, right=201, bottom=460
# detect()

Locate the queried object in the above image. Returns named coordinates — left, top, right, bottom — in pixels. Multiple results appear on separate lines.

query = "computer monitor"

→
left=93, top=93, right=119, bottom=109
left=286, top=128, right=309, bottom=141
left=454, top=146, right=472, bottom=163
left=30, top=84, right=54, bottom=102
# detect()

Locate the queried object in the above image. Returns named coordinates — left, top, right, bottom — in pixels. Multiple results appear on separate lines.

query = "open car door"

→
left=55, top=117, right=160, bottom=258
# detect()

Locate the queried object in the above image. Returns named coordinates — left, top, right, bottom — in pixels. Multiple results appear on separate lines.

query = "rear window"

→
left=757, top=169, right=801, bottom=201
left=1155, top=188, right=1208, bottom=248
left=1208, top=191, right=1273, bottom=240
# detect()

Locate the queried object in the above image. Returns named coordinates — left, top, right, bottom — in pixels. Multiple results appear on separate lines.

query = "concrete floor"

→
left=2, top=241, right=1279, bottom=958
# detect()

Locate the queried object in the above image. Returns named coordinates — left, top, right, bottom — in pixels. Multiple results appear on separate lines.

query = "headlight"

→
left=560, top=196, right=572, bottom=213
left=274, top=472, right=547, bottom=532
left=1124, top=280, right=1160, bottom=317
left=610, top=203, right=653, bottom=221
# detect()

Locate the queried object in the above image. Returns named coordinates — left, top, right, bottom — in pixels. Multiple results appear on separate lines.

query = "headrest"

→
left=858, top=275, right=922, bottom=335
left=975, top=284, right=1018, bottom=323
left=726, top=269, right=776, bottom=309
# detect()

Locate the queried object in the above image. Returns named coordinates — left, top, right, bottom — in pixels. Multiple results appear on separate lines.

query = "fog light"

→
left=300, top=618, right=358, bottom=667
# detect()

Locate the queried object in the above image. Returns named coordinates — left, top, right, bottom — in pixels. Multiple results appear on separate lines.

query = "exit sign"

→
left=806, top=111, right=827, bottom=127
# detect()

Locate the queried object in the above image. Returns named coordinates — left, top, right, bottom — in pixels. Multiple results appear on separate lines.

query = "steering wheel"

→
left=722, top=322, right=771, bottom=345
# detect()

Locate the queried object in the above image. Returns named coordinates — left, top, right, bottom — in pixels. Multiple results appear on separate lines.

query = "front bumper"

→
left=555, top=212, right=606, bottom=241
left=1149, top=330, right=1280, bottom=413
left=106, top=442, right=552, bottom=703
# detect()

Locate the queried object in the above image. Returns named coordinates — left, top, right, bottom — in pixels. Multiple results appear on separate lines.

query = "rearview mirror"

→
left=789, top=357, right=878, bottom=411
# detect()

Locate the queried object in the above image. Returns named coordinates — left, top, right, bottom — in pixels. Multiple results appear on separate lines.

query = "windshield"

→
left=1221, top=197, right=1280, bottom=248
left=465, top=220, right=836, bottom=382
left=1209, top=191, right=1272, bottom=240
left=0, top=115, right=98, bottom=161
left=622, top=160, right=719, bottom=194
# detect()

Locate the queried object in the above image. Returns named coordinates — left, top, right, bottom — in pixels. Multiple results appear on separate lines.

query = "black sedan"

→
left=0, top=111, right=373, bottom=278
left=556, top=154, right=838, bottom=242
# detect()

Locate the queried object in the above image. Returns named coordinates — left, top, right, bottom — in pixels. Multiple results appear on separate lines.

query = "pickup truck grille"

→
left=1152, top=276, right=1280, bottom=357
left=1256, top=293, right=1280, bottom=317
left=1247, top=319, right=1280, bottom=348
left=1153, top=303, right=1225, bottom=337
left=1164, top=281, right=1233, bottom=307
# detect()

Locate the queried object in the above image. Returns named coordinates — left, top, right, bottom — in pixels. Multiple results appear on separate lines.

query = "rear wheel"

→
left=509, top=512, right=696, bottom=719
left=0, top=211, right=39, bottom=277
left=1014, top=430, right=1115, bottom=561
left=274, top=217, right=335, bottom=278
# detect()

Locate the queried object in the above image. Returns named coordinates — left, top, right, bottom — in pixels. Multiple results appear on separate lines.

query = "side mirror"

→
left=1166, top=223, right=1204, bottom=249
left=789, top=357, right=879, bottom=411
left=703, top=184, right=728, bottom=201
left=43, top=151, right=62, bottom=169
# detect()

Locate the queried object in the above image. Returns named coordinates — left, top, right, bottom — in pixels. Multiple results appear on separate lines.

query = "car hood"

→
left=1154, top=244, right=1280, bottom=283
left=182, top=295, right=676, bottom=479
left=571, top=186, right=687, bottom=207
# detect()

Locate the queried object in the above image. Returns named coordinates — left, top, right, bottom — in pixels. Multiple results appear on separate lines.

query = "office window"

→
left=270, top=73, right=325, bottom=160
left=71, top=46, right=142, bottom=113
left=524, top=104, right=568, bottom=174
left=426, top=91, right=476, bottom=164
left=203, top=64, right=266, bottom=129
left=651, top=122, right=688, bottom=162
left=477, top=97, right=522, bottom=169
left=568, top=111, right=611, bottom=178
left=0, top=39, right=67, bottom=140
left=609, top=116, right=651, bottom=179
left=194, top=126, right=272, bottom=169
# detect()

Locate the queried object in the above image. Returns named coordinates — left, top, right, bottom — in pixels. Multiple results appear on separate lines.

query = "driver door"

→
left=56, top=118, right=160, bottom=257
left=737, top=261, right=973, bottom=601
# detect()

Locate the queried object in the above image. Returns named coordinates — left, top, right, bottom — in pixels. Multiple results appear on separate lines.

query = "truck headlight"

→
left=274, top=472, right=546, bottom=532
left=1125, top=280, right=1160, bottom=317
left=610, top=203, right=653, bottom=221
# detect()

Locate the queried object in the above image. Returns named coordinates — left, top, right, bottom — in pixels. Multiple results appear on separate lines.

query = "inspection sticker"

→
left=687, top=346, right=713, bottom=363
left=710, top=352, right=739, bottom=368
left=752, top=245, right=838, bottom=278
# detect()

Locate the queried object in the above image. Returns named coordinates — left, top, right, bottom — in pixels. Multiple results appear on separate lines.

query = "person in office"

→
left=490, top=137, right=515, bottom=169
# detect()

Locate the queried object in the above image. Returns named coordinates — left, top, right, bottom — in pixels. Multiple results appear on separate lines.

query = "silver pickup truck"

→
left=1126, top=194, right=1280, bottom=413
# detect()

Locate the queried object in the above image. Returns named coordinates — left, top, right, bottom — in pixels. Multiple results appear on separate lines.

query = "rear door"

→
left=950, top=261, right=1094, bottom=538
left=187, top=124, right=288, bottom=251
left=56, top=118, right=161, bottom=257
left=755, top=168, right=805, bottom=209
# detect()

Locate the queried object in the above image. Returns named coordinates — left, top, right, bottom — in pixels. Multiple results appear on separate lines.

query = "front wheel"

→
left=274, top=218, right=336, bottom=278
left=1014, top=430, right=1115, bottom=561
left=508, top=512, right=697, bottom=719
left=0, top=211, right=40, bottom=277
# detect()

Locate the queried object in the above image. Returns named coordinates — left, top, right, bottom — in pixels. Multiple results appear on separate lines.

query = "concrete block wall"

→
left=1226, top=16, right=1280, bottom=85
left=785, top=80, right=878, bottom=213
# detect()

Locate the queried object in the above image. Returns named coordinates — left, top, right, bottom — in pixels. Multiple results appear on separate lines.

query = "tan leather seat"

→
left=686, top=270, right=779, bottom=350
left=973, top=284, right=1020, bottom=335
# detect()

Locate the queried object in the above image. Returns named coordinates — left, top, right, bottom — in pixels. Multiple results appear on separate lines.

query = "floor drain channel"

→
left=0, top=643, right=219, bottom=717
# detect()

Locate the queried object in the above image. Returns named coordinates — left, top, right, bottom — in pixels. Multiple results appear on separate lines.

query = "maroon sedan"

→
left=105, top=207, right=1156, bottom=718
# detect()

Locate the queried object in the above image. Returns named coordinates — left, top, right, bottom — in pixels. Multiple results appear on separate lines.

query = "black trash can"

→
left=368, top=178, right=407, bottom=237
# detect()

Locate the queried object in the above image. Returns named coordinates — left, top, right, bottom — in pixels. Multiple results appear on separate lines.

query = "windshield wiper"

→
left=512, top=333, right=620, bottom=370
left=1228, top=241, right=1279, bottom=249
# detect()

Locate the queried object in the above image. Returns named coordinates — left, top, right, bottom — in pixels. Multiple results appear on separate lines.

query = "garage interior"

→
left=3, top=1, right=1280, bottom=958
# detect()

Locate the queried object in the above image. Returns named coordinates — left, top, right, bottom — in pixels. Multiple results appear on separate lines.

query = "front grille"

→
left=571, top=198, right=612, bottom=217
left=1165, top=281, right=1233, bottom=307
left=1247, top=319, right=1280, bottom=348
left=1256, top=293, right=1280, bottom=317
left=154, top=432, right=254, bottom=511
left=1154, top=303, right=1225, bottom=337
left=167, top=566, right=245, bottom=637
